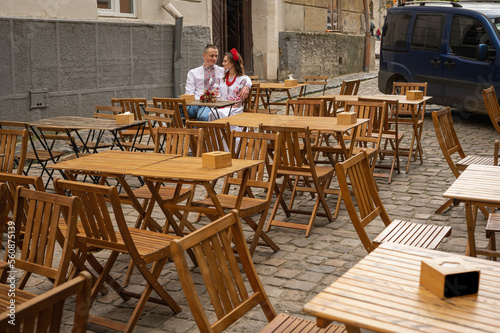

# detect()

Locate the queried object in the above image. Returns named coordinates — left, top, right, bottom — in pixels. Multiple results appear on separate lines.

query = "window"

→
left=411, top=14, right=445, bottom=50
left=97, top=0, right=136, bottom=17
left=382, top=13, right=411, bottom=49
left=450, top=15, right=493, bottom=59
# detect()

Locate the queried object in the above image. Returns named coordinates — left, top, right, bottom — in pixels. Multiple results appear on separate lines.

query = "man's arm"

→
left=238, top=77, right=252, bottom=100
left=185, top=70, right=196, bottom=95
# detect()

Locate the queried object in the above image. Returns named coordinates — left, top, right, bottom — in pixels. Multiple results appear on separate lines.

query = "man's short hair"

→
left=204, top=44, right=218, bottom=54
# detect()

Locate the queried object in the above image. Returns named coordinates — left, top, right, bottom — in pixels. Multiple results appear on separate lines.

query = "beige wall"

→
left=253, top=0, right=280, bottom=81
left=341, top=0, right=365, bottom=35
left=0, top=0, right=210, bottom=26
left=283, top=0, right=328, bottom=32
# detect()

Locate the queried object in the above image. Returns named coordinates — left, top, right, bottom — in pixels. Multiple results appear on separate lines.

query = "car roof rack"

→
left=402, top=1, right=463, bottom=7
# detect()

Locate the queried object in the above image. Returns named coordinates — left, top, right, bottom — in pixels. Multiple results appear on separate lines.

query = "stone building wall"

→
left=0, top=17, right=209, bottom=122
left=278, top=31, right=376, bottom=81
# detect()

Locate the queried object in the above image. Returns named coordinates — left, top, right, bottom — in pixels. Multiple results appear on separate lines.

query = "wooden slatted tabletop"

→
left=49, top=150, right=179, bottom=175
left=303, top=242, right=500, bottom=333
left=443, top=164, right=500, bottom=257
left=29, top=115, right=146, bottom=131
left=131, top=156, right=262, bottom=182
left=211, top=113, right=369, bottom=132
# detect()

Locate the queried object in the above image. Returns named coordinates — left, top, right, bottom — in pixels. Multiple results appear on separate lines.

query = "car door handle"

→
left=430, top=58, right=441, bottom=67
left=445, top=60, right=455, bottom=69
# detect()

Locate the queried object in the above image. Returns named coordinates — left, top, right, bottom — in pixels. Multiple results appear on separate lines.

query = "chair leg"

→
left=266, top=176, right=289, bottom=232
left=487, top=232, right=497, bottom=261
left=435, top=198, right=454, bottom=214
left=243, top=215, right=279, bottom=256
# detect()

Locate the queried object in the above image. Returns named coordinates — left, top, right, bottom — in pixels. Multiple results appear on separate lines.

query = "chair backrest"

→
left=0, top=183, right=8, bottom=240
left=298, top=96, right=337, bottom=117
left=153, top=97, right=186, bottom=125
left=335, top=150, right=393, bottom=253
left=1, top=187, right=80, bottom=288
left=0, top=128, right=28, bottom=175
left=224, top=131, right=281, bottom=202
left=170, top=210, right=276, bottom=333
left=243, top=83, right=261, bottom=113
left=143, top=106, right=183, bottom=146
left=285, top=99, right=325, bottom=117
left=111, top=97, right=147, bottom=121
left=432, top=107, right=465, bottom=178
left=303, top=75, right=328, bottom=95
left=0, top=271, right=92, bottom=332
left=154, top=127, right=203, bottom=156
left=359, top=97, right=399, bottom=138
left=186, top=121, right=231, bottom=153
left=339, top=79, right=361, bottom=96
left=0, top=172, right=45, bottom=227
left=259, top=125, right=315, bottom=175
left=392, top=82, right=428, bottom=117
left=482, top=86, right=500, bottom=136
left=343, top=100, right=380, bottom=143
left=93, top=105, right=125, bottom=120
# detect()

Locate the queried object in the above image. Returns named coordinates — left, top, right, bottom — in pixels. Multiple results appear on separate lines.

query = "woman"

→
left=209, top=48, right=251, bottom=121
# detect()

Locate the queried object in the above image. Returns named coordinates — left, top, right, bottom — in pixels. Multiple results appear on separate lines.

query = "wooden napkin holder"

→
left=116, top=113, right=135, bottom=125
left=337, top=111, right=357, bottom=125
left=180, top=94, right=195, bottom=103
left=284, top=79, right=298, bottom=87
left=420, top=257, right=480, bottom=299
left=406, top=90, right=423, bottom=100
left=202, top=151, right=232, bottom=169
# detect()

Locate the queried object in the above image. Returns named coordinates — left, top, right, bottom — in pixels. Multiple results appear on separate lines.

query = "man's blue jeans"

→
left=180, top=105, right=211, bottom=122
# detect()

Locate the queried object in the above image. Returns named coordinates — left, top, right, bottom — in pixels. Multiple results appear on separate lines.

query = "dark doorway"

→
left=212, top=0, right=253, bottom=74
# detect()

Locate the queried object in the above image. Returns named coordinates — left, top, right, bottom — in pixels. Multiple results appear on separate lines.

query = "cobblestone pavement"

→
left=11, top=68, right=499, bottom=333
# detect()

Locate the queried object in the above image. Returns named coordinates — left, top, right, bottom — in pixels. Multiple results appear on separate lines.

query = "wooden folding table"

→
left=304, top=242, right=500, bottom=333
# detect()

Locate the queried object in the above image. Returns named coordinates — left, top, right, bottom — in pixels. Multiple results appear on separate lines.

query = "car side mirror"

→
left=477, top=44, right=488, bottom=61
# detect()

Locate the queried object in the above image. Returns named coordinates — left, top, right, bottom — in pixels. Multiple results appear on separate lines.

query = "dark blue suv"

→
left=379, top=1, right=500, bottom=113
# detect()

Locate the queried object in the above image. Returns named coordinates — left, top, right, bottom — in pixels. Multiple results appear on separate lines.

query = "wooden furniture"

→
left=358, top=97, right=403, bottom=183
left=304, top=242, right=500, bottom=333
left=335, top=79, right=361, bottom=111
left=142, top=106, right=183, bottom=147
left=259, top=82, right=307, bottom=113
left=152, top=97, right=186, bottom=126
left=432, top=107, right=495, bottom=214
left=0, top=187, right=79, bottom=308
left=48, top=150, right=180, bottom=234
left=261, top=126, right=335, bottom=237
left=443, top=164, right=500, bottom=257
left=186, top=120, right=231, bottom=153
left=212, top=113, right=369, bottom=160
left=130, top=156, right=262, bottom=235
left=192, top=131, right=282, bottom=256
left=243, top=82, right=264, bottom=113
left=285, top=98, right=326, bottom=117
left=482, top=86, right=500, bottom=136
left=0, top=272, right=92, bottom=333
left=0, top=128, right=28, bottom=175
left=53, top=180, right=181, bottom=332
left=300, top=75, right=329, bottom=96
left=0, top=183, right=7, bottom=239
left=29, top=116, right=147, bottom=152
left=82, top=105, right=123, bottom=151
left=495, top=140, right=500, bottom=166
left=336, top=151, right=451, bottom=253
left=486, top=213, right=500, bottom=260
left=298, top=96, right=337, bottom=117
left=171, top=210, right=346, bottom=333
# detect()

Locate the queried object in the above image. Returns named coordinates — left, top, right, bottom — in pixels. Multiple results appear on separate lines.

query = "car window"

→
left=382, top=13, right=411, bottom=49
left=411, top=14, right=445, bottom=50
left=450, top=15, right=493, bottom=59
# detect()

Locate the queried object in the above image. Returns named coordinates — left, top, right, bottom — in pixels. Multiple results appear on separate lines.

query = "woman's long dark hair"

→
left=224, top=50, right=244, bottom=80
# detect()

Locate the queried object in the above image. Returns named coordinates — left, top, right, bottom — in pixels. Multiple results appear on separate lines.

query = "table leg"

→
left=266, top=89, right=272, bottom=113
left=465, top=201, right=478, bottom=257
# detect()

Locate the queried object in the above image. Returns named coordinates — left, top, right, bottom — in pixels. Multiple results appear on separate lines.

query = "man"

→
left=184, top=44, right=250, bottom=121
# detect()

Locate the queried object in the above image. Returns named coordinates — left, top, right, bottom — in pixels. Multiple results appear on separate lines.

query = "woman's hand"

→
left=239, top=86, right=250, bottom=100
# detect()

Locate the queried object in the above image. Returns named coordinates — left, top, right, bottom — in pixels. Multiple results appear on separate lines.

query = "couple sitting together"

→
left=184, top=44, right=251, bottom=122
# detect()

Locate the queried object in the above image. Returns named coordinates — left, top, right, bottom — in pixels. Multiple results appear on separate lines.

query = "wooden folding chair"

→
left=0, top=183, right=8, bottom=240
left=432, top=107, right=495, bottom=214
left=152, top=97, right=187, bottom=125
left=0, top=187, right=80, bottom=306
left=285, top=99, right=326, bottom=117
left=486, top=212, right=500, bottom=261
left=111, top=98, right=154, bottom=150
left=336, top=150, right=452, bottom=253
left=192, top=131, right=282, bottom=256
left=495, top=140, right=500, bottom=166
left=298, top=96, right=338, bottom=117
left=300, top=75, right=329, bottom=96
left=243, top=82, right=262, bottom=113
left=0, top=128, right=28, bottom=175
left=170, top=210, right=346, bottom=333
left=0, top=271, right=91, bottom=332
left=262, top=126, right=334, bottom=237
left=53, top=179, right=181, bottom=333
left=143, top=106, right=183, bottom=147
left=186, top=120, right=231, bottom=153
left=482, top=86, right=500, bottom=136
left=392, top=82, right=427, bottom=166
left=336, top=79, right=360, bottom=111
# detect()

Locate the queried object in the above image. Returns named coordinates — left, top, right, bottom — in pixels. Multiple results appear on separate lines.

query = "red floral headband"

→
left=230, top=48, right=239, bottom=61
